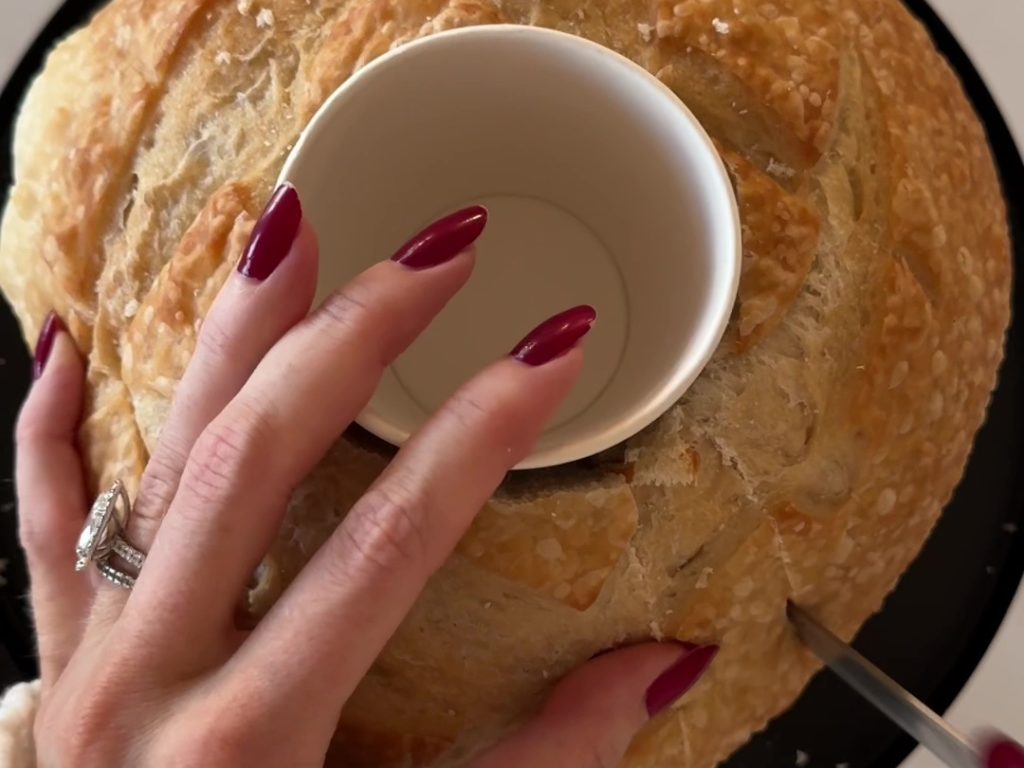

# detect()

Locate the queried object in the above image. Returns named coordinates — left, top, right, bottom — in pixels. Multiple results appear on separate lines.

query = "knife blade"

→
left=786, top=600, right=980, bottom=768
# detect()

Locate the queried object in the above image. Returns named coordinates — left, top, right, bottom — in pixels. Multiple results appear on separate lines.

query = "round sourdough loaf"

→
left=0, top=0, right=1011, bottom=766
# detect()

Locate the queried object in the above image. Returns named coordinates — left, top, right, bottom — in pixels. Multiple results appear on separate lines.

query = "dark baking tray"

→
left=0, top=3, right=1021, bottom=766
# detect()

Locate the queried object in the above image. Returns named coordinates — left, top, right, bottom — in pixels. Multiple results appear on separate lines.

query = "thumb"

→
left=473, top=643, right=718, bottom=768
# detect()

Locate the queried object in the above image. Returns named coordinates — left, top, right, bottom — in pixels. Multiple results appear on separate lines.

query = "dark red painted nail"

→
left=510, top=305, right=597, bottom=366
left=645, top=644, right=719, bottom=718
left=983, top=737, right=1024, bottom=768
left=237, top=184, right=302, bottom=280
left=33, top=311, right=66, bottom=380
left=391, top=206, right=487, bottom=270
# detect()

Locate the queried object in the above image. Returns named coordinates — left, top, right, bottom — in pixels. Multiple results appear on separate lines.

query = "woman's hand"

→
left=17, top=186, right=716, bottom=767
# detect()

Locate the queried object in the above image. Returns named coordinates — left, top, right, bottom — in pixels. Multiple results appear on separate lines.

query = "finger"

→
left=124, top=207, right=487, bottom=643
left=981, top=735, right=1024, bottom=768
left=473, top=644, right=718, bottom=768
left=15, top=312, right=90, bottom=687
left=229, top=307, right=594, bottom=734
left=126, top=184, right=317, bottom=554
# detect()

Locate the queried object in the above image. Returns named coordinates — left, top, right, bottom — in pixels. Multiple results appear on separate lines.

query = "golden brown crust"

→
left=0, top=1, right=1011, bottom=766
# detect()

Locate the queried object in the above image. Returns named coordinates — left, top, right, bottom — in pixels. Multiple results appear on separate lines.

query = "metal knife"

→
left=786, top=601, right=1023, bottom=768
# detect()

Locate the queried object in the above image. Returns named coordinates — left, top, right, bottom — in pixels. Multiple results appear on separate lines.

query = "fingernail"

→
left=510, top=305, right=597, bottom=366
left=645, top=644, right=719, bottom=718
left=983, top=737, right=1024, bottom=768
left=237, top=183, right=302, bottom=281
left=391, top=206, right=487, bottom=269
left=33, top=311, right=66, bottom=380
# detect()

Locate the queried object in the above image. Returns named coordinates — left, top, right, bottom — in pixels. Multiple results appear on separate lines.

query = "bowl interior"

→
left=280, top=26, right=740, bottom=468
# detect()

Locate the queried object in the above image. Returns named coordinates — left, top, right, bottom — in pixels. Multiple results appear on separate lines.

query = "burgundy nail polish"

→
left=510, top=305, right=597, bottom=366
left=237, top=183, right=302, bottom=280
left=983, top=738, right=1024, bottom=768
left=645, top=644, right=719, bottom=718
left=391, top=206, right=487, bottom=269
left=33, top=311, right=66, bottom=380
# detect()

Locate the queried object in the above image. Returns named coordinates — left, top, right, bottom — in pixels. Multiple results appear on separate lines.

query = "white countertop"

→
left=1, top=1, right=1020, bottom=765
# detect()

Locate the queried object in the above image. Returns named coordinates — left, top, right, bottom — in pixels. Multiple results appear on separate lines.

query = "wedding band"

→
left=75, top=479, right=147, bottom=590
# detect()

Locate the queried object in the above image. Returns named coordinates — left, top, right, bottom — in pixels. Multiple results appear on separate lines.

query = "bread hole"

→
left=803, top=413, right=817, bottom=449
left=899, top=248, right=941, bottom=303
left=848, top=169, right=864, bottom=221
left=121, top=173, right=139, bottom=226
left=669, top=544, right=705, bottom=577
left=794, top=458, right=852, bottom=512
left=778, top=399, right=817, bottom=465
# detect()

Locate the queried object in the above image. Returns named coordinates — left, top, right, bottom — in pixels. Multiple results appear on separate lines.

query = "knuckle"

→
left=134, top=443, right=189, bottom=527
left=195, top=312, right=234, bottom=362
left=182, top=404, right=272, bottom=507
left=157, top=698, right=252, bottom=766
left=336, top=484, right=430, bottom=575
left=316, top=285, right=376, bottom=340
left=441, top=388, right=494, bottom=430
left=580, top=736, right=626, bottom=768
left=36, top=677, right=127, bottom=766
left=14, top=403, right=52, bottom=449
left=173, top=726, right=248, bottom=767
left=17, top=509, right=62, bottom=562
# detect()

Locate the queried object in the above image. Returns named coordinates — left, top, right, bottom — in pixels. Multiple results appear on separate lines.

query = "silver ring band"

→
left=96, top=559, right=137, bottom=590
left=111, top=536, right=146, bottom=570
left=76, top=479, right=147, bottom=590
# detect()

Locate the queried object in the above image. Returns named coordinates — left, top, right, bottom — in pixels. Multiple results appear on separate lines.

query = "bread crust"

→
left=0, top=1, right=1011, bottom=766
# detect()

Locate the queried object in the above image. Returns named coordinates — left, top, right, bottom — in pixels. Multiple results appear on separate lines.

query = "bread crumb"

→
left=256, top=8, right=274, bottom=28
left=535, top=538, right=564, bottom=561
left=237, top=0, right=253, bottom=13
left=767, top=157, right=796, bottom=179
left=889, top=360, right=909, bottom=389
left=123, top=298, right=139, bottom=318
left=115, top=24, right=132, bottom=49
left=712, top=17, right=731, bottom=35
left=637, top=23, right=654, bottom=42
left=215, top=51, right=232, bottom=66
left=875, top=488, right=897, bottom=517
left=796, top=750, right=810, bottom=767
left=696, top=566, right=714, bottom=589
left=733, top=576, right=754, bottom=597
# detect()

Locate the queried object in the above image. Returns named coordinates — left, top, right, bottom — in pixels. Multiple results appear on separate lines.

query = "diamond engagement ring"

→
left=75, top=480, right=147, bottom=590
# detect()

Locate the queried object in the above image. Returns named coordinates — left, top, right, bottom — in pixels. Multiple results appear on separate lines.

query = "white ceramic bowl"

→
left=278, top=25, right=741, bottom=469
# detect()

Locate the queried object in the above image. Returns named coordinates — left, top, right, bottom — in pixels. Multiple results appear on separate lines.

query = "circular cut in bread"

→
left=0, top=1, right=1011, bottom=766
